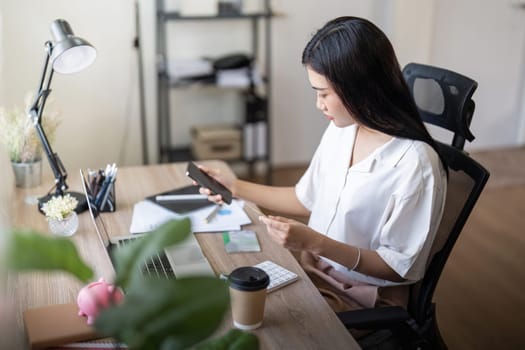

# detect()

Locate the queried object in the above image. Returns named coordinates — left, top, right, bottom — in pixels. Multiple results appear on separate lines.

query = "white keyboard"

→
left=254, top=260, right=299, bottom=293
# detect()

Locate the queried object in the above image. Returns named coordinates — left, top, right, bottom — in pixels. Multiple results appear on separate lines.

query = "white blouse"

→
left=295, top=123, right=447, bottom=286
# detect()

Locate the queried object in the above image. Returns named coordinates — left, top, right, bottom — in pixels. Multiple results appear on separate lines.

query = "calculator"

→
left=254, top=260, right=299, bottom=292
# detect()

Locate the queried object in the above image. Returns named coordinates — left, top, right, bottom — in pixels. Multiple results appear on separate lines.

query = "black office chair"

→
left=403, top=62, right=478, bottom=151
left=336, top=64, right=490, bottom=349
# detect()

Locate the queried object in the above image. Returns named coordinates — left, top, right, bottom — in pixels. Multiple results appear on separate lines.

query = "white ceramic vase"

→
left=48, top=212, right=79, bottom=237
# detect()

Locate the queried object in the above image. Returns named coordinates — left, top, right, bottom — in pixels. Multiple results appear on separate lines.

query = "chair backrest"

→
left=403, top=63, right=478, bottom=150
left=408, top=142, right=490, bottom=324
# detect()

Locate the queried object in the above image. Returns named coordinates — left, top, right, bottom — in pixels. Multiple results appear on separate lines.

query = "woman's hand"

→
left=259, top=215, right=323, bottom=252
left=193, top=164, right=237, bottom=204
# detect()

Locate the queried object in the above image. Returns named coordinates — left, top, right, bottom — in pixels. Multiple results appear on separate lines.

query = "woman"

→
left=197, top=16, right=447, bottom=314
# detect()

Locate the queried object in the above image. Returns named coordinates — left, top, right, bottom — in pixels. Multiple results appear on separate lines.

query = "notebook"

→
left=80, top=169, right=215, bottom=279
left=23, top=303, right=102, bottom=350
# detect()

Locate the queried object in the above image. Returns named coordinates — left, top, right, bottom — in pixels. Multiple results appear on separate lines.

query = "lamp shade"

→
left=50, top=19, right=96, bottom=74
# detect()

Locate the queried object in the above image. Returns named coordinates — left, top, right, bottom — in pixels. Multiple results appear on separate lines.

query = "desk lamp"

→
left=28, top=19, right=96, bottom=214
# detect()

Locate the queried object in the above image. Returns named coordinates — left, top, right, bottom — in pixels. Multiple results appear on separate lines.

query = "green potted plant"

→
left=0, top=93, right=60, bottom=187
left=6, top=218, right=258, bottom=349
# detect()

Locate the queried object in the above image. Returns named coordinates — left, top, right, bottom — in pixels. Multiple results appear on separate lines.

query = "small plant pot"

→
left=12, top=160, right=42, bottom=188
left=48, top=212, right=79, bottom=237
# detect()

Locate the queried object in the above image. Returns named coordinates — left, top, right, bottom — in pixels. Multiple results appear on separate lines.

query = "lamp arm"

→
left=28, top=42, right=69, bottom=196
left=32, top=116, right=69, bottom=195
left=29, top=41, right=53, bottom=123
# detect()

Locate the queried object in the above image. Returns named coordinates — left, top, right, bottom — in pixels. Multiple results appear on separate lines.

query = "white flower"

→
left=0, top=92, right=61, bottom=163
left=41, top=194, right=78, bottom=221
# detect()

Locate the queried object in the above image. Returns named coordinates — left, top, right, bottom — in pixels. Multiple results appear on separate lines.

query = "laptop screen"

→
left=80, top=169, right=111, bottom=250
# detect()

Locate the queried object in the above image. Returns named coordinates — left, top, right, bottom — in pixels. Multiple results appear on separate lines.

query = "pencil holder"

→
left=98, top=181, right=116, bottom=213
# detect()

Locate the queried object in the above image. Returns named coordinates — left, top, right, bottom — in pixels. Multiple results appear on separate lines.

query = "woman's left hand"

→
left=259, top=215, right=322, bottom=252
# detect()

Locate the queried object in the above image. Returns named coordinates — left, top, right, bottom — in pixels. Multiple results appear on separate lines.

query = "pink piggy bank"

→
left=77, top=277, right=124, bottom=325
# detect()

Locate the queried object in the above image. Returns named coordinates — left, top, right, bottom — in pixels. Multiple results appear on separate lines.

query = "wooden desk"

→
left=6, top=161, right=358, bottom=349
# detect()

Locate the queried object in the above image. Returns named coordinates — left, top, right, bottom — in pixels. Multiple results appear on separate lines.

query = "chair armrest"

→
left=337, top=306, right=410, bottom=330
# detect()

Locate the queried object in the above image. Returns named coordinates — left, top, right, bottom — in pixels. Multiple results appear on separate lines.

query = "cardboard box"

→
left=191, top=125, right=241, bottom=160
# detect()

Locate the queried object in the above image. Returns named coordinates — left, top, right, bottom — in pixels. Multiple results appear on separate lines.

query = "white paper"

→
left=167, top=58, right=213, bottom=81
left=188, top=200, right=251, bottom=232
left=129, top=199, right=251, bottom=234
left=129, top=200, right=182, bottom=233
left=216, top=67, right=263, bottom=87
left=180, top=0, right=218, bottom=16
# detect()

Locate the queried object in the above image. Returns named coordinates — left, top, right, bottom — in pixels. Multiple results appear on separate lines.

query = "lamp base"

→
left=38, top=191, right=88, bottom=215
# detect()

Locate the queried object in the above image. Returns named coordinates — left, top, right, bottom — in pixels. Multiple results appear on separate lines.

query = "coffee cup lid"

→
left=228, top=266, right=270, bottom=291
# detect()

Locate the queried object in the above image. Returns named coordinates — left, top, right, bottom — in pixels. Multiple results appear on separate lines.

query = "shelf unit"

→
left=155, top=0, right=272, bottom=182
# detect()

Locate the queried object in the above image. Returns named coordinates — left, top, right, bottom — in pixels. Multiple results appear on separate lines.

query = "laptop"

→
left=80, top=169, right=215, bottom=279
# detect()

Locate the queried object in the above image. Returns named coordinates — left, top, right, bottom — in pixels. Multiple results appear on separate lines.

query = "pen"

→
left=94, top=177, right=109, bottom=207
left=204, top=204, right=222, bottom=224
left=99, top=168, right=118, bottom=211
left=93, top=169, right=105, bottom=196
left=87, top=168, right=96, bottom=194
left=95, top=165, right=117, bottom=209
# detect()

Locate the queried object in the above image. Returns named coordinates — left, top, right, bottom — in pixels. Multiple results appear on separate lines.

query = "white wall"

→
left=0, top=0, right=142, bottom=182
left=270, top=0, right=389, bottom=165
left=1, top=0, right=523, bottom=177
left=429, top=0, right=525, bottom=150
left=390, top=0, right=436, bottom=66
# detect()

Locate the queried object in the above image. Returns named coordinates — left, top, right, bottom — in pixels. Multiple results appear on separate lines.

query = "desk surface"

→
left=6, top=161, right=358, bottom=349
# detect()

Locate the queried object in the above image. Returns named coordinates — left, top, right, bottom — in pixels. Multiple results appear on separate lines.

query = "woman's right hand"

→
left=194, top=164, right=237, bottom=204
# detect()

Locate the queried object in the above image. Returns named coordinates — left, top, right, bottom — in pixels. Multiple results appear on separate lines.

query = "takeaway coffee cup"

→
left=228, top=266, right=270, bottom=330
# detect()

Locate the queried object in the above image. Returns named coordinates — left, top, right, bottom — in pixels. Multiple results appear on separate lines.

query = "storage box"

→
left=191, top=125, right=241, bottom=160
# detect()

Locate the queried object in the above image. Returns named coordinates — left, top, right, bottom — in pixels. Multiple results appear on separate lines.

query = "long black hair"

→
left=302, top=16, right=446, bottom=169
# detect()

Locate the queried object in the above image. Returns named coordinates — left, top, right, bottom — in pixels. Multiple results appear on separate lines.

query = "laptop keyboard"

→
left=116, top=237, right=175, bottom=278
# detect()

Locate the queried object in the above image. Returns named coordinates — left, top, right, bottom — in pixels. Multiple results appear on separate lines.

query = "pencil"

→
left=204, top=204, right=222, bottom=223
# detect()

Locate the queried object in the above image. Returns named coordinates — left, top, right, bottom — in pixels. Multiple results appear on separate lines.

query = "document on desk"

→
left=129, top=199, right=251, bottom=234
left=129, top=200, right=181, bottom=233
